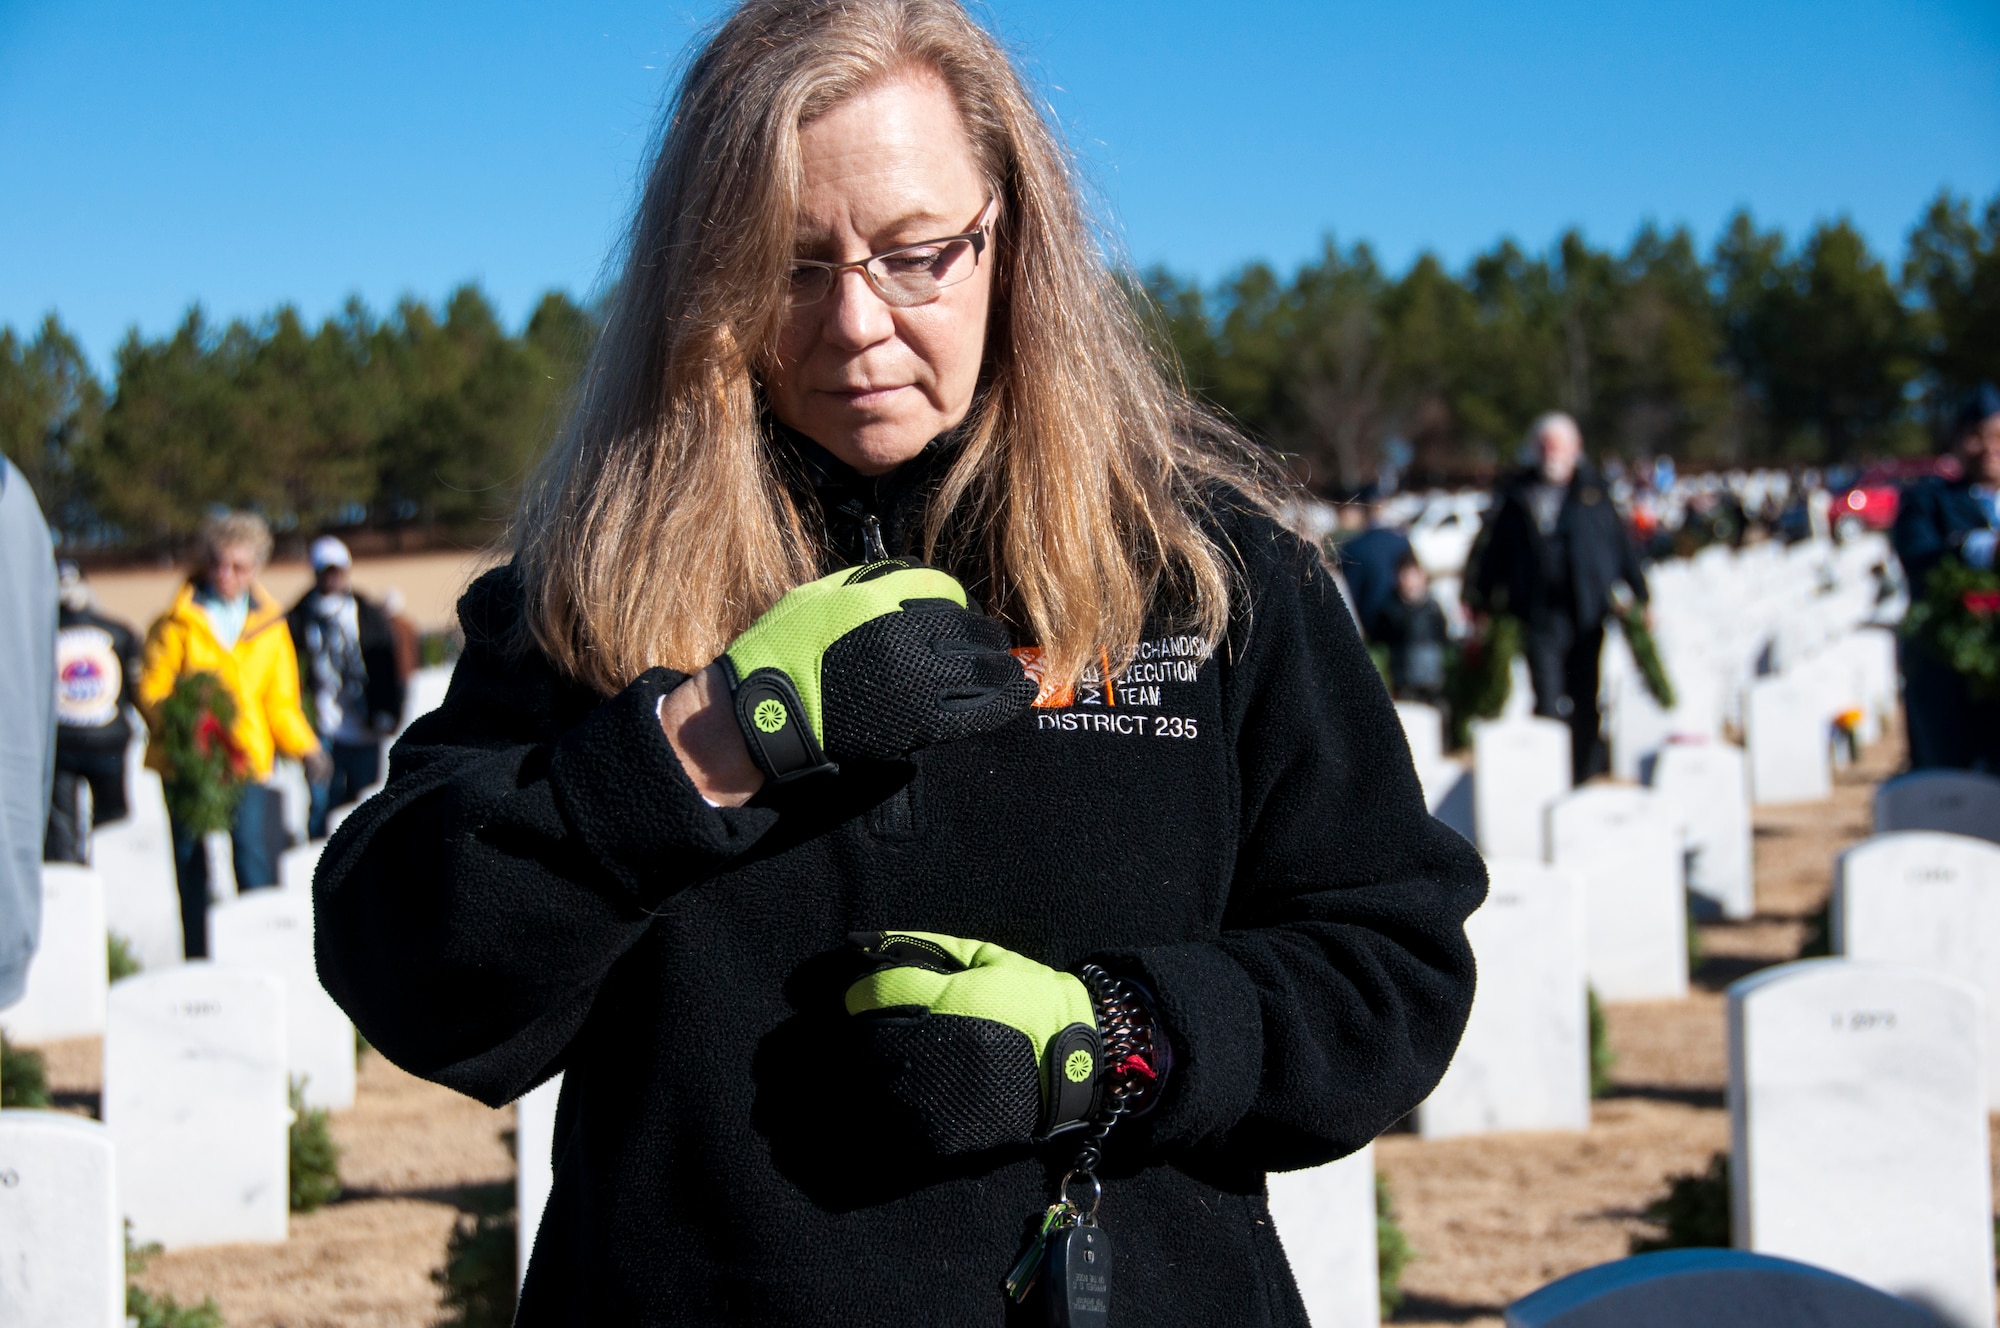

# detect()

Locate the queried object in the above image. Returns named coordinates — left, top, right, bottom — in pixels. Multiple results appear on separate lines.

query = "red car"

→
left=1832, top=459, right=1959, bottom=534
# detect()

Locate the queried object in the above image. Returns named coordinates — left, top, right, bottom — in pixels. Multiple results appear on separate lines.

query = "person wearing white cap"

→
left=287, top=536, right=406, bottom=838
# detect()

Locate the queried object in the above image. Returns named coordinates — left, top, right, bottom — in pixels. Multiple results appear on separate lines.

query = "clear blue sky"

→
left=4, top=0, right=1996, bottom=371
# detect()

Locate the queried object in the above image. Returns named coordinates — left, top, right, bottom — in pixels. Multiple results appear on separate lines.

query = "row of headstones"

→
left=0, top=964, right=297, bottom=1324
left=1424, top=816, right=2000, bottom=1143
left=1268, top=957, right=1998, bottom=1328
left=1569, top=534, right=1900, bottom=805
left=17, top=946, right=1989, bottom=1328
left=4, top=1065, right=568, bottom=1326
left=0, top=863, right=354, bottom=1111
left=0, top=664, right=480, bottom=1323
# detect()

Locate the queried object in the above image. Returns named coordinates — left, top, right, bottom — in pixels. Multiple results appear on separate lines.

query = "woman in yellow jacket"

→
left=137, top=512, right=327, bottom=958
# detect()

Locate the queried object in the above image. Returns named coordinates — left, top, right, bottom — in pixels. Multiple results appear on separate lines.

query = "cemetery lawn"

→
left=1380, top=724, right=2000, bottom=1327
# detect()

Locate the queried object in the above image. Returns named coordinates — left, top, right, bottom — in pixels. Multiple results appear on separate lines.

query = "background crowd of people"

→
left=1334, top=383, right=2000, bottom=778
left=8, top=508, right=419, bottom=964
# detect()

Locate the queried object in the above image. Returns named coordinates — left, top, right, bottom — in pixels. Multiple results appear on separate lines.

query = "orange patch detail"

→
left=1010, top=647, right=1075, bottom=709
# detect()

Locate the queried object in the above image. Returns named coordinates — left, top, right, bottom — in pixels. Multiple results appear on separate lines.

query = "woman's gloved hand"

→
left=843, top=931, right=1103, bottom=1154
left=721, top=559, right=1034, bottom=784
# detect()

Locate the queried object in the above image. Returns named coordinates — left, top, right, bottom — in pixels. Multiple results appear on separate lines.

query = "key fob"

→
left=1042, top=1221, right=1110, bottom=1328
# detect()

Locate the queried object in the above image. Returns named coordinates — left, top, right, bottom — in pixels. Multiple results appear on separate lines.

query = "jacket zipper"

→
left=835, top=499, right=891, bottom=563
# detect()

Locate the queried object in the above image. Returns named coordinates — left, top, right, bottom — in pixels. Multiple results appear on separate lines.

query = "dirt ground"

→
left=85, top=548, right=500, bottom=638
left=24, top=722, right=1980, bottom=1326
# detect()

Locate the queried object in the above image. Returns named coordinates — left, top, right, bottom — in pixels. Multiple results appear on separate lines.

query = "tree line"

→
left=2, top=190, right=1995, bottom=555
left=1144, top=190, right=1999, bottom=490
left=1, top=287, right=592, bottom=557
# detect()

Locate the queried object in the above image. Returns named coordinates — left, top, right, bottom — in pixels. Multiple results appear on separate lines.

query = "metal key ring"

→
left=1057, top=1170, right=1102, bottom=1224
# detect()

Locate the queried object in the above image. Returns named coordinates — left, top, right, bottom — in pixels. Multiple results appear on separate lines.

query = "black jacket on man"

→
left=312, top=443, right=1485, bottom=1327
left=1471, top=462, right=1649, bottom=626
left=1892, top=474, right=2000, bottom=770
left=48, top=602, right=142, bottom=857
left=286, top=590, right=407, bottom=736
left=1893, top=475, right=1996, bottom=590
left=54, top=604, right=141, bottom=755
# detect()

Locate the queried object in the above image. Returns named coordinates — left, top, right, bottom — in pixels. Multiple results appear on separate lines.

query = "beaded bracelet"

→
left=1078, top=963, right=1169, bottom=1121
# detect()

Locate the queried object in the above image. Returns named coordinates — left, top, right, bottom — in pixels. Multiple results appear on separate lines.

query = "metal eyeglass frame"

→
left=784, top=198, right=998, bottom=309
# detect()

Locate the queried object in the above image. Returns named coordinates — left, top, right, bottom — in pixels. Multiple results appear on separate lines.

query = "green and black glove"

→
left=843, top=931, right=1103, bottom=1155
left=721, top=559, right=1034, bottom=784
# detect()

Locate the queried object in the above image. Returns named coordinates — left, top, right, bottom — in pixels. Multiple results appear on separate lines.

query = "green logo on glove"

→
left=1064, top=1049, right=1094, bottom=1083
left=752, top=698, right=789, bottom=734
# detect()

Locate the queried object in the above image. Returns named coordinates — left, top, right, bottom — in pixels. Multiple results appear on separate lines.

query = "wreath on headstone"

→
left=1611, top=588, right=1676, bottom=710
left=1443, top=613, right=1521, bottom=749
left=156, top=671, right=249, bottom=835
left=1903, top=557, right=2000, bottom=702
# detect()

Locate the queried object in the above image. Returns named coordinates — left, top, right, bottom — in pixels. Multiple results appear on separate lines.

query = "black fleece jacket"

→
left=312, top=445, right=1485, bottom=1327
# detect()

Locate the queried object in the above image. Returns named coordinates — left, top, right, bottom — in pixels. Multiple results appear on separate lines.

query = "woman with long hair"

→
left=315, top=2, right=1484, bottom=1322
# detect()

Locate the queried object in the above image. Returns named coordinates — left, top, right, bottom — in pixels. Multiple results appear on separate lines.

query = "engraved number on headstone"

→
left=1831, top=1010, right=1897, bottom=1031
left=174, top=1001, right=222, bottom=1017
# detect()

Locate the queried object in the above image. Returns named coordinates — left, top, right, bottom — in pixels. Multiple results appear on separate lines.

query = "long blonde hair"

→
left=514, top=0, right=1278, bottom=694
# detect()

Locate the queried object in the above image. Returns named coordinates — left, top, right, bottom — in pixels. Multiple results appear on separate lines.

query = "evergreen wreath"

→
left=156, top=671, right=249, bottom=835
left=1444, top=613, right=1521, bottom=749
left=1903, top=557, right=2000, bottom=702
left=1613, top=597, right=1676, bottom=710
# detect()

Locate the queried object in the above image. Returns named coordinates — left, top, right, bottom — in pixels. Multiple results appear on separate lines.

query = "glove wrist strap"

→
left=1041, top=1022, right=1102, bottom=1139
left=723, top=661, right=838, bottom=785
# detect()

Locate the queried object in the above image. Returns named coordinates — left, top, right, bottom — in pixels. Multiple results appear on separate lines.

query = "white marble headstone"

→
left=517, top=1073, right=564, bottom=1289
left=1745, top=676, right=1830, bottom=806
left=324, top=783, right=384, bottom=838
left=272, top=758, right=311, bottom=848
left=1728, top=959, right=1994, bottom=1328
left=0, top=865, right=108, bottom=1043
left=104, top=965, right=289, bottom=1249
left=1844, top=628, right=1900, bottom=739
left=209, top=888, right=355, bottom=1110
left=1548, top=786, right=1687, bottom=1002
left=1608, top=668, right=1722, bottom=784
left=0, top=1111, right=124, bottom=1327
left=92, top=761, right=183, bottom=973
left=279, top=842, right=324, bottom=894
left=1501, top=656, right=1535, bottom=720
left=1834, top=831, right=2000, bottom=1105
left=1418, top=859, right=1588, bottom=1138
left=1394, top=702, right=1444, bottom=766
left=404, top=665, right=454, bottom=730
left=1473, top=717, right=1571, bottom=861
left=1267, top=1142, right=1380, bottom=1328
left=1873, top=771, right=2000, bottom=846
left=1649, top=742, right=1754, bottom=920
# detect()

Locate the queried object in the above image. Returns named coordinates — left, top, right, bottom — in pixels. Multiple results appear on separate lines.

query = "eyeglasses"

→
left=783, top=199, right=997, bottom=309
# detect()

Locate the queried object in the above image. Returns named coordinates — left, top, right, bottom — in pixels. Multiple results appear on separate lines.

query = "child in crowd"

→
left=1376, top=551, right=1449, bottom=704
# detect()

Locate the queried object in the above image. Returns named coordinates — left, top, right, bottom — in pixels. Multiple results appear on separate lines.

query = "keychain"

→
left=1005, top=964, right=1159, bottom=1327
left=1040, top=1171, right=1111, bottom=1328
left=1005, top=1172, right=1111, bottom=1328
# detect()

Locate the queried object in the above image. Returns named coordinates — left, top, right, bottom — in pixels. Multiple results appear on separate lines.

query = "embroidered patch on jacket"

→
left=1009, top=646, right=1075, bottom=709
left=1012, top=636, right=1212, bottom=733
